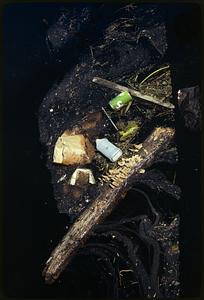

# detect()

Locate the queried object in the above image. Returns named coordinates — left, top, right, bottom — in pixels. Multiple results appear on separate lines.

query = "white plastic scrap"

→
left=70, top=168, right=96, bottom=186
left=57, top=174, right=67, bottom=183
left=96, top=138, right=122, bottom=162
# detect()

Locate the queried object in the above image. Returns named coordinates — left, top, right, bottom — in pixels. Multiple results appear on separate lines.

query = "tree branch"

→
left=92, top=76, right=175, bottom=109
left=42, top=127, right=175, bottom=284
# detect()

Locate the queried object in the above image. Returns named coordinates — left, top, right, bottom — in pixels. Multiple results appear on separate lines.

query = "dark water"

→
left=2, top=3, right=201, bottom=298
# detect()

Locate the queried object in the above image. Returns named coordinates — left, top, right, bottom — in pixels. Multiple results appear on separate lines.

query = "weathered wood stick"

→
left=92, top=76, right=175, bottom=109
left=42, top=127, right=175, bottom=284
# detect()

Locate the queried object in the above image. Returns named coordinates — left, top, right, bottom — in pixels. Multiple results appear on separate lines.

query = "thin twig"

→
left=92, top=77, right=174, bottom=109
left=89, top=46, right=94, bottom=62
left=139, top=65, right=170, bottom=86
left=102, top=106, right=118, bottom=131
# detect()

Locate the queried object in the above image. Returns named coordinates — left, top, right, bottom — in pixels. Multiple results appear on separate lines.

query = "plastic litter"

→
left=70, top=168, right=96, bottom=186
left=96, top=138, right=122, bottom=162
left=109, top=91, right=133, bottom=110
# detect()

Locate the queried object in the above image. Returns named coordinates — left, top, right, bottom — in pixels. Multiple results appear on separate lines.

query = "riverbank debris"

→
left=119, top=120, right=140, bottom=141
left=43, top=127, right=175, bottom=284
left=70, top=168, right=96, bottom=186
left=53, top=131, right=95, bottom=165
left=96, top=138, right=122, bottom=162
left=109, top=91, right=132, bottom=110
left=92, top=76, right=175, bottom=109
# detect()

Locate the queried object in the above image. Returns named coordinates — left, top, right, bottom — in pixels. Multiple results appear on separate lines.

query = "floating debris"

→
left=119, top=121, right=140, bottom=141
left=109, top=91, right=132, bottom=110
left=70, top=168, right=96, bottom=186
left=96, top=138, right=122, bottom=162
left=100, top=143, right=143, bottom=188
left=53, top=131, right=95, bottom=165
left=57, top=174, right=67, bottom=183
left=92, top=76, right=175, bottom=109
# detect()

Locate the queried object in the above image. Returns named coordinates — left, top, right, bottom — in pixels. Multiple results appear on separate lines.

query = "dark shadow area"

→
left=163, top=3, right=201, bottom=297
left=1, top=3, right=201, bottom=298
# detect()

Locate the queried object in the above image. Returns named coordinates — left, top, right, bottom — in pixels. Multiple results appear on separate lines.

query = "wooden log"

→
left=42, top=127, right=175, bottom=284
left=92, top=76, right=175, bottom=109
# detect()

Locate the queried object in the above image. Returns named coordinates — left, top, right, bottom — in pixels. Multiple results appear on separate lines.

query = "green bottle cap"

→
left=109, top=91, right=132, bottom=110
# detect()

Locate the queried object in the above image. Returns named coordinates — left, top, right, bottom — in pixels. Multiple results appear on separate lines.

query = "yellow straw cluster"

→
left=99, top=144, right=145, bottom=188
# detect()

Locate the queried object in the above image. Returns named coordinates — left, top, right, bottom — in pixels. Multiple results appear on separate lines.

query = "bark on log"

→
left=42, top=127, right=175, bottom=284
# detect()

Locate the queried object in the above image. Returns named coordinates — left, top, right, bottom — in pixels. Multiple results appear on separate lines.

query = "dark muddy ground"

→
left=2, top=3, right=201, bottom=299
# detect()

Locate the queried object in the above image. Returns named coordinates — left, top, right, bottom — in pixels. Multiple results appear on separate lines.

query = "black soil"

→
left=2, top=3, right=201, bottom=299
